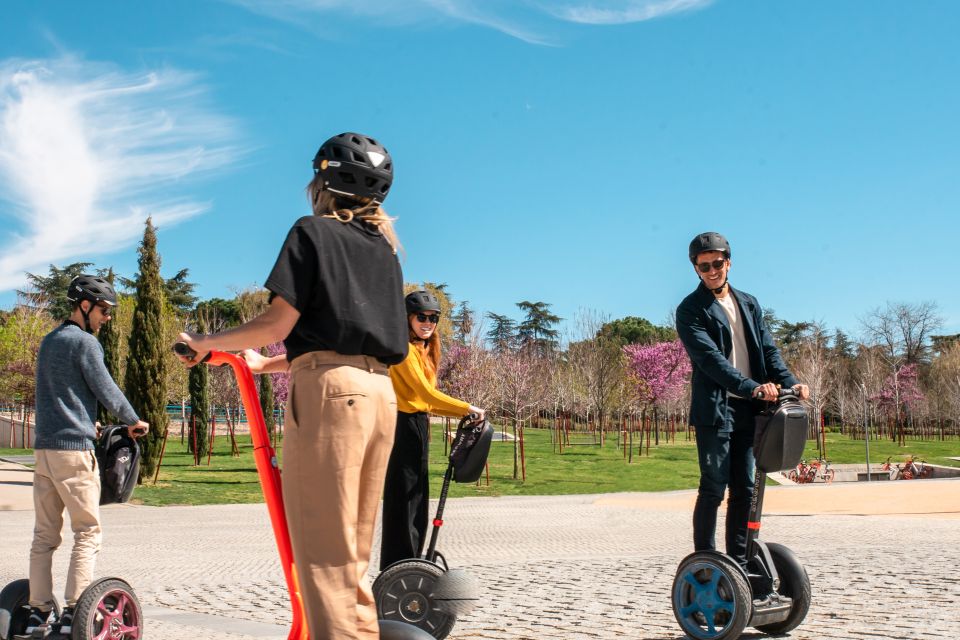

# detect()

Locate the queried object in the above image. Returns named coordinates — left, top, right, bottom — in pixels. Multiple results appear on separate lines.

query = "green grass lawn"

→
left=2, top=427, right=957, bottom=506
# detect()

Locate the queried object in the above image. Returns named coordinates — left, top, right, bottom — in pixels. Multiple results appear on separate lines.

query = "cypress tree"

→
left=188, top=315, right=210, bottom=462
left=125, top=217, right=169, bottom=481
left=258, top=346, right=276, bottom=441
left=97, top=268, right=121, bottom=426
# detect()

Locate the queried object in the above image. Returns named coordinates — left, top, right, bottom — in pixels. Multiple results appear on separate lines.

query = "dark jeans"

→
left=693, top=397, right=757, bottom=565
left=379, top=411, right=430, bottom=570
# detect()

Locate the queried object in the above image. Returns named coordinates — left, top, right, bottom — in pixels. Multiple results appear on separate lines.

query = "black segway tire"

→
left=431, top=568, right=479, bottom=617
left=0, top=579, right=31, bottom=640
left=71, top=578, right=141, bottom=640
left=672, top=551, right=751, bottom=640
left=374, top=560, right=456, bottom=640
left=753, top=543, right=811, bottom=635
left=379, top=619, right=436, bottom=640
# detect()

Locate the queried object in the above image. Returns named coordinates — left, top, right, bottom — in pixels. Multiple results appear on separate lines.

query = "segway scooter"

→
left=671, top=389, right=812, bottom=640
left=171, top=343, right=430, bottom=640
left=1, top=428, right=144, bottom=640
left=373, top=415, right=494, bottom=639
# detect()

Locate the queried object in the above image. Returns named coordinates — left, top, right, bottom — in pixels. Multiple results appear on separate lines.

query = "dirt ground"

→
left=594, top=477, right=960, bottom=517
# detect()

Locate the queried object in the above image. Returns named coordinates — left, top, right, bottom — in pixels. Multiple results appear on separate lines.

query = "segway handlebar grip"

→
left=172, top=341, right=212, bottom=363
left=756, top=387, right=799, bottom=401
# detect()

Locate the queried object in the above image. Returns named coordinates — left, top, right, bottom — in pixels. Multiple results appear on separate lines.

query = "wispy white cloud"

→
left=226, top=0, right=713, bottom=45
left=543, top=0, right=714, bottom=25
left=0, top=55, right=242, bottom=291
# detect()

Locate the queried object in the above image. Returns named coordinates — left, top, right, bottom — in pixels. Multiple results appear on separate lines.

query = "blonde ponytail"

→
left=306, top=176, right=403, bottom=255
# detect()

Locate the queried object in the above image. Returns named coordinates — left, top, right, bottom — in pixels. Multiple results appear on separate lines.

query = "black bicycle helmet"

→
left=405, top=290, right=441, bottom=315
left=67, top=275, right=117, bottom=307
left=312, top=132, right=393, bottom=204
left=688, top=232, right=731, bottom=264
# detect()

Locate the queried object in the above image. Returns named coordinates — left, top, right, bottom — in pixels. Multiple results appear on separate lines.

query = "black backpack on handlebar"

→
left=449, top=417, right=494, bottom=483
left=95, top=426, right=141, bottom=505
left=753, top=394, right=808, bottom=474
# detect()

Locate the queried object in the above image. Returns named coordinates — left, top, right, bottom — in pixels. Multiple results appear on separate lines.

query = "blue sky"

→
left=2, top=1, right=958, bottom=340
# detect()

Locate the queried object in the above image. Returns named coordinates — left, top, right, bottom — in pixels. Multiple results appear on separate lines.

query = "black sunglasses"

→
left=94, top=303, right=112, bottom=316
left=416, top=313, right=440, bottom=324
left=696, top=259, right=727, bottom=273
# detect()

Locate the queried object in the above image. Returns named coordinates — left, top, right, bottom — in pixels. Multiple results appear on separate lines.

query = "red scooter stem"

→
left=205, top=350, right=307, bottom=640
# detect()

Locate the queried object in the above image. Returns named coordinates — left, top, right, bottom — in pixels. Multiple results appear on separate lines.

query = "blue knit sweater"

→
left=34, top=322, right=140, bottom=451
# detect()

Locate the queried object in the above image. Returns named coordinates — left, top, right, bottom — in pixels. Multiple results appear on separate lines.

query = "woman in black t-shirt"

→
left=177, top=133, right=407, bottom=640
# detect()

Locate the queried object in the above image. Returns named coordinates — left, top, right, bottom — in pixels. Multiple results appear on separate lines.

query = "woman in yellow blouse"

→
left=379, top=290, right=484, bottom=570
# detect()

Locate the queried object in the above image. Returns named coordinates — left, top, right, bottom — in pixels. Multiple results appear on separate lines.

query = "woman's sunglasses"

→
left=696, top=259, right=727, bottom=273
left=416, top=313, right=440, bottom=324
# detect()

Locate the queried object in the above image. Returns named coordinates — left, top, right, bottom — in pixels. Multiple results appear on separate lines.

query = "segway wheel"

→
left=71, top=578, right=141, bottom=640
left=753, top=543, right=811, bottom=635
left=0, top=579, right=31, bottom=640
left=374, top=560, right=456, bottom=640
left=672, top=552, right=751, bottom=640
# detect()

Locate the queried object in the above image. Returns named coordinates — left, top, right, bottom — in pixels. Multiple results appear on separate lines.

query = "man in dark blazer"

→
left=676, top=231, right=809, bottom=565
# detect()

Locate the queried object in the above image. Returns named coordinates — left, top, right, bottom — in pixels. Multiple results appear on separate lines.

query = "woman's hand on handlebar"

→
left=240, top=348, right=268, bottom=374
left=467, top=406, right=485, bottom=422
left=792, top=384, right=810, bottom=401
left=175, top=332, right=209, bottom=367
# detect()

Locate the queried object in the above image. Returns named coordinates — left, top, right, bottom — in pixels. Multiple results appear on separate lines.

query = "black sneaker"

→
left=55, top=607, right=75, bottom=635
left=23, top=606, right=50, bottom=634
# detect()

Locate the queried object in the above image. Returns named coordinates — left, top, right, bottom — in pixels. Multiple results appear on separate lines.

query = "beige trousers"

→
left=29, top=449, right=102, bottom=608
left=284, top=351, right=397, bottom=640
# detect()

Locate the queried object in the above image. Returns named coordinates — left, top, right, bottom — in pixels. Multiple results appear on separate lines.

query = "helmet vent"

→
left=350, top=135, right=362, bottom=145
left=339, top=172, right=356, bottom=184
left=332, top=147, right=343, bottom=159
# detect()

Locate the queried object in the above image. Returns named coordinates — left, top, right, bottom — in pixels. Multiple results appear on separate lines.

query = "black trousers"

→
left=692, top=397, right=757, bottom=565
left=379, top=411, right=430, bottom=570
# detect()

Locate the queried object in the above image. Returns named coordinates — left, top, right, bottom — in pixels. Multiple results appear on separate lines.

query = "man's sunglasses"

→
left=95, top=303, right=112, bottom=316
left=696, top=259, right=727, bottom=273
left=416, top=313, right=440, bottom=324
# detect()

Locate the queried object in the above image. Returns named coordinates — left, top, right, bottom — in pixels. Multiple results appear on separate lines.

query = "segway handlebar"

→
left=755, top=387, right=799, bottom=402
left=171, top=342, right=308, bottom=640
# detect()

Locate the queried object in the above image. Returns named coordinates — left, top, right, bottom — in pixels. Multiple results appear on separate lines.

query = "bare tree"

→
left=790, top=322, right=833, bottom=451
left=566, top=309, right=625, bottom=434
left=493, top=347, right=545, bottom=479
left=861, top=301, right=942, bottom=442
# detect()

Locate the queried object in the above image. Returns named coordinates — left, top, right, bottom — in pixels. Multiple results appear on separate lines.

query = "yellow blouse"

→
left=389, top=343, right=471, bottom=417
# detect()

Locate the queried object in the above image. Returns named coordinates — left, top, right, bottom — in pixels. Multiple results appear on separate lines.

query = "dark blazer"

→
left=676, top=282, right=798, bottom=429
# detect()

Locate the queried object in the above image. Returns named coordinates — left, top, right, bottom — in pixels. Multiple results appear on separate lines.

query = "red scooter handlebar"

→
left=173, top=343, right=307, bottom=640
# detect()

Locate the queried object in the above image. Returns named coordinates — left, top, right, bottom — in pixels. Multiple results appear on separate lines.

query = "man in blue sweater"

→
left=676, top=232, right=808, bottom=566
left=26, top=274, right=149, bottom=635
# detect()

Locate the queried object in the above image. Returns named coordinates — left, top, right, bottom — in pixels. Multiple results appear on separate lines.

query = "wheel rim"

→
left=381, top=573, right=448, bottom=632
left=674, top=561, right=739, bottom=639
left=91, top=589, right=141, bottom=640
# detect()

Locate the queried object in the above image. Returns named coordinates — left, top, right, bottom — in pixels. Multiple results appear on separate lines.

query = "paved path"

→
left=1, top=462, right=958, bottom=639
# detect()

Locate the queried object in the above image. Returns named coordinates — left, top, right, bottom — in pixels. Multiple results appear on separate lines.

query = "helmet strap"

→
left=712, top=278, right=728, bottom=296
left=79, top=301, right=94, bottom=333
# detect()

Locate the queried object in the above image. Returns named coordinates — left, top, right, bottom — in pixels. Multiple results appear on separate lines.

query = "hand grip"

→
left=172, top=341, right=211, bottom=363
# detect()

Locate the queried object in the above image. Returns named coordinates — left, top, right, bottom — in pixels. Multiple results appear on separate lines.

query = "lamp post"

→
left=861, top=382, right=871, bottom=482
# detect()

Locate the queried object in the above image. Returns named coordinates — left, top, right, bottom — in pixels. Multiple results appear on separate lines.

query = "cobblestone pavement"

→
left=1, top=489, right=958, bottom=639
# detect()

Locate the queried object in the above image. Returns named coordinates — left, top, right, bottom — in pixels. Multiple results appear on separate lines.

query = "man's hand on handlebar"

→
left=753, top=383, right=811, bottom=401
left=128, top=420, right=149, bottom=439
left=752, top=383, right=779, bottom=400
left=467, top=406, right=485, bottom=423
left=792, top=384, right=810, bottom=401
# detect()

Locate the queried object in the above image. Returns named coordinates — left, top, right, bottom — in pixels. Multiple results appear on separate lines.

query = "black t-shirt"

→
left=265, top=215, right=408, bottom=365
